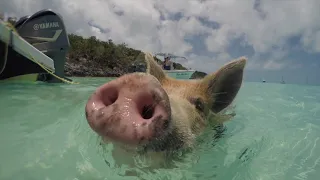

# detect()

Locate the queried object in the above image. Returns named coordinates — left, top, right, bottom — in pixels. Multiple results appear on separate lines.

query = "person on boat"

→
left=163, top=55, right=173, bottom=70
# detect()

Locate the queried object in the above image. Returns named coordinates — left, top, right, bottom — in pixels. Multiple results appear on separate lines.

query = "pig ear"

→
left=201, top=57, right=247, bottom=113
left=144, top=52, right=166, bottom=82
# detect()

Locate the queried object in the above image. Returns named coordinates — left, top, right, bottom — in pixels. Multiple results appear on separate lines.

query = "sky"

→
left=1, top=0, right=320, bottom=85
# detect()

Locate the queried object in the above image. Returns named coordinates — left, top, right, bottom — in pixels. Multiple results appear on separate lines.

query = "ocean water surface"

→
left=0, top=77, right=319, bottom=180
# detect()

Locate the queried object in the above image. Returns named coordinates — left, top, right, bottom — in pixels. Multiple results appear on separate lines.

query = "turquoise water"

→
left=1, top=78, right=320, bottom=180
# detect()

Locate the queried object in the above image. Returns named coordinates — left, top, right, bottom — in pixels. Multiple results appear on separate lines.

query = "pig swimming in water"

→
left=85, top=52, right=247, bottom=171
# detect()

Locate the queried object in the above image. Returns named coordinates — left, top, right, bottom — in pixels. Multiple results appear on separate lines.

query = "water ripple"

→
left=1, top=80, right=320, bottom=179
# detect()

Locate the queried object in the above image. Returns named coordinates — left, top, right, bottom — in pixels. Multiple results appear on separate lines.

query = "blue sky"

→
left=1, top=0, right=320, bottom=85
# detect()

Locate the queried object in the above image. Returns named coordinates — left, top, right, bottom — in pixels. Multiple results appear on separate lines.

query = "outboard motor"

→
left=14, top=9, right=71, bottom=83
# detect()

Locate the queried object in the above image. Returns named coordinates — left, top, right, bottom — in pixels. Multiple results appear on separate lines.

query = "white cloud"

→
left=178, top=17, right=211, bottom=36
left=205, top=24, right=242, bottom=53
left=1, top=0, right=320, bottom=74
left=263, top=60, right=285, bottom=71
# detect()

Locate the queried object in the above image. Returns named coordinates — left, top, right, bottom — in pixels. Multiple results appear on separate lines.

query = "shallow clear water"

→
left=1, top=78, right=320, bottom=180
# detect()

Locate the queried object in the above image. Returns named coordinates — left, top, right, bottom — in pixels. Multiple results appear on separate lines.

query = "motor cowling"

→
left=15, top=9, right=70, bottom=83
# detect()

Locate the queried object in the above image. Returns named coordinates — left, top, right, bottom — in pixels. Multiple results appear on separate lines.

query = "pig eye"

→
left=191, top=98, right=205, bottom=112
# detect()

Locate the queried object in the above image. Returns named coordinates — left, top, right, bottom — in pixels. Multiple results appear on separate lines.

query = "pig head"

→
left=85, top=52, right=246, bottom=161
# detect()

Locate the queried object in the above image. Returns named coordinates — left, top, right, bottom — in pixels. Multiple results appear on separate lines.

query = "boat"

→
left=262, top=78, right=266, bottom=83
left=0, top=9, right=72, bottom=83
left=164, top=69, right=196, bottom=79
left=154, top=52, right=195, bottom=79
left=281, top=76, right=285, bottom=84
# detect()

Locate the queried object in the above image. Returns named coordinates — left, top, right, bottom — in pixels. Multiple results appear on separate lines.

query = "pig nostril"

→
left=109, top=92, right=118, bottom=104
left=101, top=86, right=119, bottom=107
left=141, top=105, right=155, bottom=119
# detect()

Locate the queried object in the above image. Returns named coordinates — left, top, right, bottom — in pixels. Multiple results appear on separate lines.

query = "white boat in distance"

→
left=154, top=52, right=195, bottom=79
left=164, top=69, right=196, bottom=79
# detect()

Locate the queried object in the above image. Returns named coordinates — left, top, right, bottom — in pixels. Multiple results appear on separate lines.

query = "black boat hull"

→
left=0, top=41, right=52, bottom=82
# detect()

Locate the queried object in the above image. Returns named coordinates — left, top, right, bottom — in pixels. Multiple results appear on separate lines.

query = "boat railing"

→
left=0, top=20, right=55, bottom=71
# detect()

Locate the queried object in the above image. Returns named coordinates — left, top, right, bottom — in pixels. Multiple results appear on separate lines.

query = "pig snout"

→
left=85, top=73, right=172, bottom=147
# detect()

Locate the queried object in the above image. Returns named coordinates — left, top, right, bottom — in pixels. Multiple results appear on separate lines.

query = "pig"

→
left=85, top=52, right=247, bottom=173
